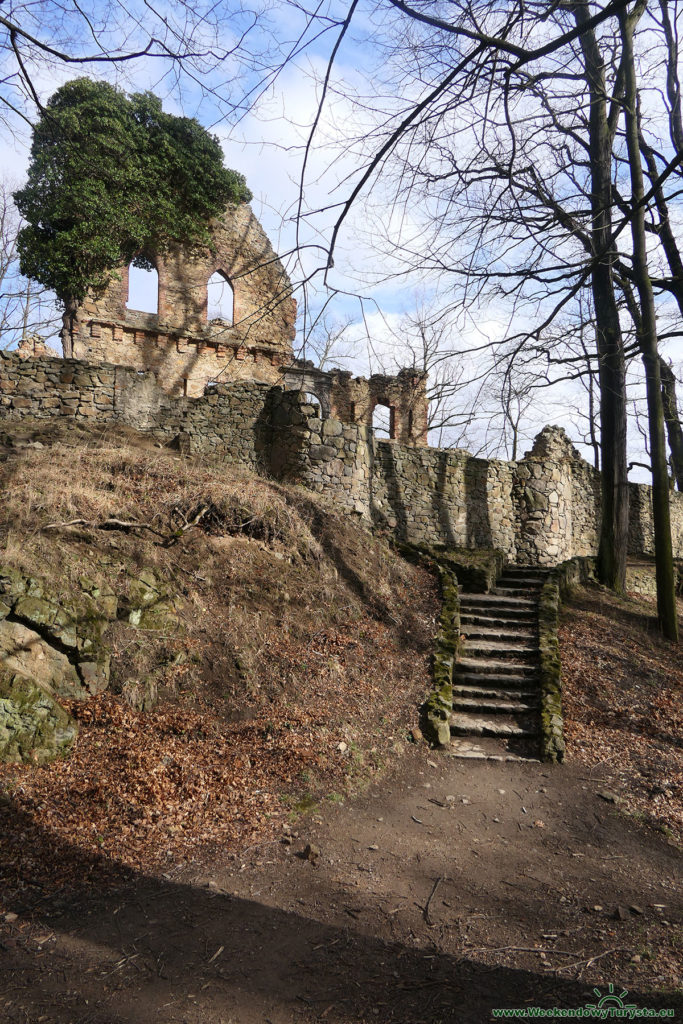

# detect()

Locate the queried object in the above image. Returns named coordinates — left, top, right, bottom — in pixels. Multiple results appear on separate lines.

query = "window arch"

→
left=126, top=262, right=158, bottom=314
left=300, top=390, right=322, bottom=415
left=372, top=402, right=392, bottom=439
left=207, top=270, right=234, bottom=324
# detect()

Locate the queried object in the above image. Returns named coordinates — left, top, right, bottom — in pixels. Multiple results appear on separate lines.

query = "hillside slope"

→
left=560, top=584, right=683, bottom=844
left=0, top=418, right=438, bottom=901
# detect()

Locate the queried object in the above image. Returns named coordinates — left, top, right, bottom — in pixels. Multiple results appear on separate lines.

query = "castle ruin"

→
left=3, top=201, right=681, bottom=565
left=62, top=202, right=429, bottom=446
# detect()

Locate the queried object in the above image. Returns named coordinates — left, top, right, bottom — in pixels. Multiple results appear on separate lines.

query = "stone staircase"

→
left=449, top=565, right=550, bottom=761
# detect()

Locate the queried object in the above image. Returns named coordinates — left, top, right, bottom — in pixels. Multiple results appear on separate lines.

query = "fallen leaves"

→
left=560, top=586, right=683, bottom=845
left=0, top=582, right=438, bottom=906
left=0, top=431, right=440, bottom=908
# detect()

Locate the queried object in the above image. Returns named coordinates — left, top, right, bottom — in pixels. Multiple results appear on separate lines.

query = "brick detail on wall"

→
left=65, top=204, right=297, bottom=398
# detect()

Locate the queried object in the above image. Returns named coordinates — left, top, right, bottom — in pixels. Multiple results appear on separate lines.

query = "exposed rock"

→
left=126, top=569, right=181, bottom=632
left=0, top=619, right=83, bottom=697
left=0, top=565, right=113, bottom=698
left=0, top=670, right=77, bottom=764
left=122, top=674, right=159, bottom=712
left=78, top=576, right=118, bottom=620
left=78, top=658, right=110, bottom=696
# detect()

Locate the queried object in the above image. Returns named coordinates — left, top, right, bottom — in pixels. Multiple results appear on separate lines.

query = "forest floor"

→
left=1, top=587, right=681, bottom=1024
left=0, top=421, right=681, bottom=1022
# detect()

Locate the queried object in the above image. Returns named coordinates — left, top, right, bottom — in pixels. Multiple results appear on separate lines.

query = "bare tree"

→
left=391, top=308, right=472, bottom=448
left=4, top=0, right=681, bottom=624
left=617, top=1, right=677, bottom=639
left=297, top=310, right=358, bottom=370
left=0, top=179, right=59, bottom=349
left=660, top=360, right=683, bottom=489
left=0, top=0, right=267, bottom=129
left=335, top=0, right=678, bottom=625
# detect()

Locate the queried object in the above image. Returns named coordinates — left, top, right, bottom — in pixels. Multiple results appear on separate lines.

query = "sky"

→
left=0, top=0, right=682, bottom=479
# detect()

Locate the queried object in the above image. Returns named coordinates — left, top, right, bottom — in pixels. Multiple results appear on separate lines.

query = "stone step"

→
left=457, top=658, right=539, bottom=677
left=448, top=564, right=546, bottom=750
left=461, top=626, right=536, bottom=642
left=460, top=594, right=537, bottom=606
left=455, top=671, right=539, bottom=687
left=459, top=609, right=538, bottom=624
left=449, top=712, right=537, bottom=738
left=447, top=736, right=540, bottom=762
left=497, top=577, right=547, bottom=588
left=460, top=615, right=537, bottom=629
left=501, top=566, right=552, bottom=576
left=460, top=595, right=538, bottom=610
left=491, top=586, right=541, bottom=599
left=460, top=614, right=537, bottom=629
left=453, top=684, right=538, bottom=701
left=461, top=607, right=536, bottom=616
left=454, top=697, right=537, bottom=714
left=462, top=640, right=539, bottom=657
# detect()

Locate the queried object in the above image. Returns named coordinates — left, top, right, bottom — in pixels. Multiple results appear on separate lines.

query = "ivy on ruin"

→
left=14, top=78, right=252, bottom=311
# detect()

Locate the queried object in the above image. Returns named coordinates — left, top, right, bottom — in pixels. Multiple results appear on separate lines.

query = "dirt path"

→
left=2, top=746, right=681, bottom=1024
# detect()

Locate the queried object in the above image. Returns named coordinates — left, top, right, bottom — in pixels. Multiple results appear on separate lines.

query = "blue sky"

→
left=0, top=0, right=682, bottom=477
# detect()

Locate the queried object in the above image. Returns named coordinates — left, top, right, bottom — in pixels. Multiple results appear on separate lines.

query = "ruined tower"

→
left=64, top=204, right=297, bottom=397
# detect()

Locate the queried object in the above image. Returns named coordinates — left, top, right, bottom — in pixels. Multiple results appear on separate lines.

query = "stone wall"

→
left=0, top=351, right=124, bottom=423
left=2, top=351, right=682, bottom=565
left=66, top=203, right=297, bottom=398
left=369, top=444, right=518, bottom=556
left=282, top=363, right=429, bottom=446
left=0, top=351, right=281, bottom=472
left=629, top=479, right=683, bottom=559
left=513, top=427, right=588, bottom=566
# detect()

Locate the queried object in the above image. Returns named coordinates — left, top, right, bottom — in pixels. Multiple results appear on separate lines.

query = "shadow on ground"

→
left=1, top=795, right=681, bottom=1024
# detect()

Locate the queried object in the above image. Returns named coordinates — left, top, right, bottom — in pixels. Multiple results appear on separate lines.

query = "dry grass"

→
left=0, top=419, right=439, bottom=900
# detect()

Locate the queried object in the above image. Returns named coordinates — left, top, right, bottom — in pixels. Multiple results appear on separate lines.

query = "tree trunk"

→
left=578, top=320, right=600, bottom=470
left=620, top=7, right=678, bottom=641
left=660, top=357, right=683, bottom=491
left=637, top=4, right=683, bottom=489
left=61, top=298, right=77, bottom=358
left=574, top=3, right=629, bottom=592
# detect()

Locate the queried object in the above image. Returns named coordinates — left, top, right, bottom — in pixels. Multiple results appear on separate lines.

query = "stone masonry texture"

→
left=2, top=350, right=682, bottom=565
left=65, top=204, right=297, bottom=398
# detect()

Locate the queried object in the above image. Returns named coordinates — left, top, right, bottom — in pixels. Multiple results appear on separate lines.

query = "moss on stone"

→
left=0, top=564, right=113, bottom=697
left=538, top=556, right=596, bottom=763
left=395, top=540, right=504, bottom=593
left=397, top=541, right=467, bottom=747
left=124, top=568, right=181, bottom=632
left=0, top=669, right=78, bottom=764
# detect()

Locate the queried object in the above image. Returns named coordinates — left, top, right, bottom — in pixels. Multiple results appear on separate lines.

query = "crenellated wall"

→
left=1, top=351, right=682, bottom=565
left=65, top=204, right=297, bottom=398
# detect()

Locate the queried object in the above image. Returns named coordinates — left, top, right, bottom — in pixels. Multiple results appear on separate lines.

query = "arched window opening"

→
left=207, top=271, right=234, bottom=323
left=126, top=263, right=158, bottom=314
left=372, top=402, right=391, bottom=439
left=301, top=391, right=321, bottom=415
